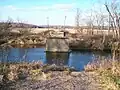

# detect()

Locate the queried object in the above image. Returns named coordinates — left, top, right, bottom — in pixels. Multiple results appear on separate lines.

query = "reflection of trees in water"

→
left=0, top=47, right=11, bottom=63
left=91, top=51, right=111, bottom=62
left=46, top=52, right=69, bottom=66
left=18, top=48, right=28, bottom=62
left=0, top=47, right=10, bottom=74
left=72, top=50, right=110, bottom=55
left=72, top=50, right=111, bottom=57
left=18, top=48, right=44, bottom=62
left=0, top=47, right=30, bottom=63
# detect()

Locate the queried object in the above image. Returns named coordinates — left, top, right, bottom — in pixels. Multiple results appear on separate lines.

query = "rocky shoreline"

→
left=0, top=62, right=103, bottom=90
left=0, top=71, right=103, bottom=90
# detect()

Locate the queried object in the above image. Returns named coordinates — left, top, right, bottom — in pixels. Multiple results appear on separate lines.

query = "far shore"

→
left=11, top=27, right=115, bottom=35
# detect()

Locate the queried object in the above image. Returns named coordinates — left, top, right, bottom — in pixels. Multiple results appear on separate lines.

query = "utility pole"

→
left=47, top=17, right=49, bottom=30
left=64, top=16, right=67, bottom=31
left=75, top=8, right=80, bottom=30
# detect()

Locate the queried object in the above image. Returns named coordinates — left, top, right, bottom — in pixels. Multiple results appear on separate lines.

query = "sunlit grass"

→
left=85, top=60, right=120, bottom=90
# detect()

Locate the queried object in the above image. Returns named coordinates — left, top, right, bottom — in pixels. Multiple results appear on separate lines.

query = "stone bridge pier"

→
left=46, top=31, right=69, bottom=52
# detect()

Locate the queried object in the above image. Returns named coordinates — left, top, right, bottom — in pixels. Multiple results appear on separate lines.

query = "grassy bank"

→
left=0, top=62, right=76, bottom=82
left=69, top=35, right=115, bottom=51
left=85, top=59, right=120, bottom=90
left=0, top=62, right=104, bottom=90
left=0, top=59, right=120, bottom=89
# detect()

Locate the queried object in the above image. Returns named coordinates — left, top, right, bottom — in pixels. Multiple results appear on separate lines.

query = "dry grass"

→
left=1, top=62, right=73, bottom=81
left=85, top=59, right=120, bottom=90
left=1, top=61, right=44, bottom=81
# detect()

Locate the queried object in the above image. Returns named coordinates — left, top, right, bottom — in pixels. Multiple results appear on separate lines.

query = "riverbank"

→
left=0, top=33, right=116, bottom=51
left=85, top=59, right=120, bottom=90
left=0, top=30, right=119, bottom=89
left=0, top=71, right=103, bottom=90
left=0, top=62, right=103, bottom=90
left=0, top=59, right=120, bottom=90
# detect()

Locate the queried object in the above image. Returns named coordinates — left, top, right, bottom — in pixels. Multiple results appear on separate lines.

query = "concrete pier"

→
left=46, top=37, right=69, bottom=52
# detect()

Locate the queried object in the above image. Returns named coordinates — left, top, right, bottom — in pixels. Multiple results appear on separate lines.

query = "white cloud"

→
left=52, top=3, right=76, bottom=10
left=0, top=5, right=17, bottom=10
left=1, top=3, right=76, bottom=11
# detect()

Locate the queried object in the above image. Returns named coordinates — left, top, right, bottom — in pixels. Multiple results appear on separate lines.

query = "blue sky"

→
left=0, top=0, right=113, bottom=25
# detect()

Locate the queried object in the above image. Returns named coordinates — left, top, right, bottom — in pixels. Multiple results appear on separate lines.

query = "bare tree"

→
left=94, top=9, right=108, bottom=43
left=17, top=18, right=32, bottom=36
left=95, top=12, right=107, bottom=31
left=85, top=9, right=95, bottom=35
left=0, top=18, right=13, bottom=37
left=105, top=0, right=120, bottom=38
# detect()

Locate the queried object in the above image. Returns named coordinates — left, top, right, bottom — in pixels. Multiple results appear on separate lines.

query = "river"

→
left=0, top=47, right=111, bottom=71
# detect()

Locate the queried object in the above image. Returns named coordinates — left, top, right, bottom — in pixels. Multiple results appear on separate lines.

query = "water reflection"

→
left=0, top=47, right=111, bottom=71
left=69, top=51, right=93, bottom=71
left=46, top=52, right=69, bottom=66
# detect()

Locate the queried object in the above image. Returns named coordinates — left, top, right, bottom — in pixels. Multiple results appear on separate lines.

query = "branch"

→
left=104, top=4, right=116, bottom=29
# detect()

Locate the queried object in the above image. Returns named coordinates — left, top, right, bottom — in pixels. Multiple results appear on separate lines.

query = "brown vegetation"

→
left=84, top=59, right=120, bottom=90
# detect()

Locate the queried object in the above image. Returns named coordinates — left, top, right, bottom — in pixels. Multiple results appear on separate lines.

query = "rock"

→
left=18, top=71, right=28, bottom=80
left=71, top=72, right=81, bottom=77
left=33, top=39, right=37, bottom=44
left=28, top=39, right=34, bottom=44
left=40, top=40, right=46, bottom=45
left=9, top=64, right=19, bottom=71
left=8, top=40, right=14, bottom=44
left=0, top=75, right=3, bottom=82
left=42, top=64, right=76, bottom=73
left=35, top=72, right=47, bottom=80
left=19, top=40, right=24, bottom=45
left=14, top=39, right=24, bottom=45
left=26, top=76, right=31, bottom=80
left=4, top=71, right=18, bottom=81
left=29, top=69, right=47, bottom=81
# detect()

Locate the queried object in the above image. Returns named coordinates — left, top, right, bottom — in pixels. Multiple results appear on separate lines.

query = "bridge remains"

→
left=46, top=31, right=69, bottom=52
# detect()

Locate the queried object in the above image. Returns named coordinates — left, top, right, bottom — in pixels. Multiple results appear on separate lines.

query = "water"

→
left=0, top=47, right=111, bottom=71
